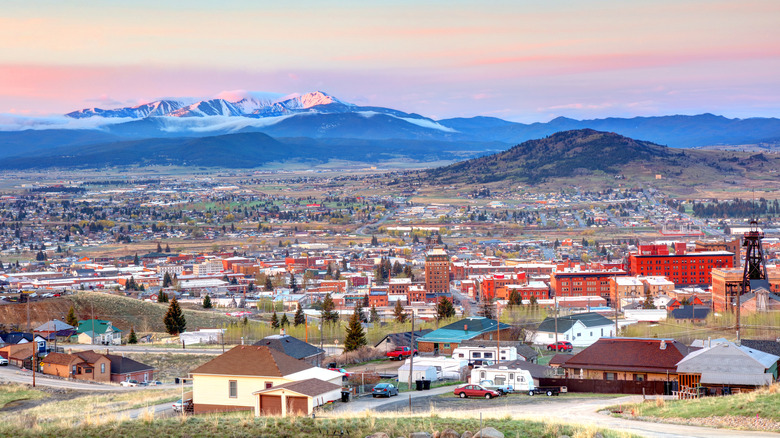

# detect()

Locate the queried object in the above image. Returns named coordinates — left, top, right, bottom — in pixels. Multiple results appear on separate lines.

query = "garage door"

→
left=258, top=395, right=282, bottom=416
left=287, top=396, right=309, bottom=416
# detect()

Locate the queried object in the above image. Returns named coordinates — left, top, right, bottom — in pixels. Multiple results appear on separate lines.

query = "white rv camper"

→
left=452, top=345, right=518, bottom=363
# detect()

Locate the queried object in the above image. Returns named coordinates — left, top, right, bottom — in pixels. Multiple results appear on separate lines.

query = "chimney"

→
left=659, top=340, right=667, bottom=350
left=280, top=328, right=286, bottom=336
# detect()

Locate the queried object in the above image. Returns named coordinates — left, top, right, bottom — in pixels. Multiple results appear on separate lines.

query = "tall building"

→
left=424, top=248, right=450, bottom=294
left=627, top=244, right=734, bottom=286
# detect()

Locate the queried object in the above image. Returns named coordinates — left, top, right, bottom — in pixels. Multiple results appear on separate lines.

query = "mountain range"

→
left=1, top=90, right=779, bottom=169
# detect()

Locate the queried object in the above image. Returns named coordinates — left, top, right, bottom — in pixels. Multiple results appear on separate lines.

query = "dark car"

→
left=546, top=341, right=573, bottom=352
left=453, top=384, right=500, bottom=399
left=372, top=383, right=399, bottom=398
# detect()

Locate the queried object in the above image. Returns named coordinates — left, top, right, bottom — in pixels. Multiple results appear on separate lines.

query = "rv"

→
left=452, top=345, right=518, bottom=363
left=471, top=366, right=566, bottom=395
left=405, top=356, right=468, bottom=380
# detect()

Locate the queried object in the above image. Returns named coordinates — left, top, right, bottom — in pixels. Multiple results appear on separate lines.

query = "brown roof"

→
left=549, top=353, right=574, bottom=366
left=42, top=352, right=82, bottom=366
left=76, top=350, right=107, bottom=365
left=253, top=378, right=341, bottom=397
left=562, top=338, right=690, bottom=373
left=191, top=345, right=312, bottom=377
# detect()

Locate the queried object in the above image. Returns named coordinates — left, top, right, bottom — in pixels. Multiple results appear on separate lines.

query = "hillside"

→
left=422, top=129, right=780, bottom=186
left=0, top=292, right=234, bottom=334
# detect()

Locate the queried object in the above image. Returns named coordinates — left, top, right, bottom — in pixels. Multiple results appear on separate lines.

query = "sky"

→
left=1, top=0, right=779, bottom=123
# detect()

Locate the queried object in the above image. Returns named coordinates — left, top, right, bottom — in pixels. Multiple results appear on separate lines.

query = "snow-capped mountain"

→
left=65, top=91, right=351, bottom=119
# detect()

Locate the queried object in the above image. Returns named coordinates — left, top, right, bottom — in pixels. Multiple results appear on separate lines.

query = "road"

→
left=356, top=205, right=400, bottom=236
left=0, top=365, right=136, bottom=391
left=65, top=343, right=224, bottom=355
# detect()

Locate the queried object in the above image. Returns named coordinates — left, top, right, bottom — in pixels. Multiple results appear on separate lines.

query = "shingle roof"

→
left=105, top=354, right=154, bottom=374
left=670, top=305, right=711, bottom=320
left=35, top=320, right=75, bottom=332
left=253, top=378, right=341, bottom=397
left=191, top=345, right=312, bottom=377
left=537, top=312, right=613, bottom=333
left=374, top=330, right=433, bottom=348
left=41, top=352, right=81, bottom=366
left=76, top=350, right=107, bottom=365
left=562, top=338, right=689, bottom=373
left=548, top=353, right=574, bottom=366
left=252, top=335, right=324, bottom=360
left=741, top=340, right=780, bottom=358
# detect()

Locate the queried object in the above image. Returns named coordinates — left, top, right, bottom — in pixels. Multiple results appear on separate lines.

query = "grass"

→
left=0, top=409, right=637, bottom=438
left=121, top=353, right=215, bottom=382
left=619, top=384, right=780, bottom=422
left=619, top=311, right=780, bottom=344
left=0, top=383, right=48, bottom=408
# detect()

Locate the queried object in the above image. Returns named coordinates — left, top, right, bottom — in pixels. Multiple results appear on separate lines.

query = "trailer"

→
left=527, top=386, right=566, bottom=396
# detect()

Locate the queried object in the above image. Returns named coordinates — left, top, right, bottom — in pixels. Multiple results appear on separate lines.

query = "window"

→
left=483, top=352, right=493, bottom=359
left=265, top=381, right=273, bottom=389
left=634, top=374, right=646, bottom=382
left=443, top=343, right=450, bottom=348
left=472, top=352, right=481, bottom=358
left=604, top=372, right=616, bottom=380
left=229, top=380, right=238, bottom=398
left=72, top=365, right=77, bottom=375
left=458, top=353, right=465, bottom=358
left=100, top=363, right=105, bottom=374
left=480, top=371, right=486, bottom=379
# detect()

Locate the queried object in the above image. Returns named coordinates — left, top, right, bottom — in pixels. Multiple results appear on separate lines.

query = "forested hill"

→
left=424, top=129, right=680, bottom=184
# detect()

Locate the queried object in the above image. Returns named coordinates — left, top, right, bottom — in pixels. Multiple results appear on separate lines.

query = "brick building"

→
left=711, top=267, right=780, bottom=311
left=424, top=248, right=450, bottom=294
left=479, top=273, right=527, bottom=301
left=551, top=269, right=626, bottom=300
left=628, top=245, right=734, bottom=286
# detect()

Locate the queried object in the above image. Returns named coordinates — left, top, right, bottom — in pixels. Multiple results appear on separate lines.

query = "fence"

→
left=538, top=377, right=669, bottom=395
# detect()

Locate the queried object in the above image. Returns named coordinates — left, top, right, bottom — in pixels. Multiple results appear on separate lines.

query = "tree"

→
left=371, top=235, right=378, bottom=246
left=344, top=307, right=367, bottom=352
left=202, top=294, right=212, bottom=309
left=508, top=290, right=522, bottom=306
left=354, top=297, right=366, bottom=323
left=128, top=327, right=138, bottom=344
left=163, top=297, right=186, bottom=335
left=133, top=253, right=139, bottom=265
left=157, top=242, right=162, bottom=253
left=393, top=299, right=407, bottom=323
left=289, top=273, right=299, bottom=293
left=265, top=276, right=273, bottom=291
left=436, top=296, right=456, bottom=320
left=66, top=305, right=78, bottom=327
left=162, top=272, right=172, bottom=288
left=157, top=291, right=168, bottom=303
left=165, top=243, right=171, bottom=253
left=321, top=293, right=339, bottom=323
left=480, top=296, right=494, bottom=320
left=294, top=303, right=305, bottom=326
left=370, top=305, right=379, bottom=323
left=271, top=311, right=280, bottom=328
left=280, top=314, right=290, bottom=327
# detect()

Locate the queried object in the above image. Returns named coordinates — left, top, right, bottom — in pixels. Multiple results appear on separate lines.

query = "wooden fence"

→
left=538, top=377, right=669, bottom=395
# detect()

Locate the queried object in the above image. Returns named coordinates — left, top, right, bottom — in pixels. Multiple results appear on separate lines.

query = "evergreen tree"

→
left=165, top=244, right=171, bottom=253
left=436, top=296, right=456, bottom=320
left=202, top=294, right=212, bottom=309
left=271, top=311, right=280, bottom=328
left=265, top=276, right=273, bottom=291
left=294, top=303, right=305, bottom=326
left=66, top=305, right=78, bottom=327
left=280, top=314, right=289, bottom=327
left=354, top=297, right=366, bottom=323
left=133, top=253, right=139, bottom=265
left=162, top=272, right=172, bottom=288
left=157, top=291, right=166, bottom=303
left=480, top=296, right=495, bottom=320
left=128, top=327, right=138, bottom=344
left=508, top=290, right=522, bottom=306
left=163, top=297, right=186, bottom=335
left=289, top=273, right=299, bottom=293
left=333, top=268, right=341, bottom=280
left=393, top=299, right=407, bottom=323
left=344, top=307, right=367, bottom=352
left=157, top=242, right=162, bottom=253
left=370, top=305, right=379, bottom=323
left=371, top=235, right=378, bottom=246
left=325, top=263, right=333, bottom=279
left=321, top=293, right=339, bottom=323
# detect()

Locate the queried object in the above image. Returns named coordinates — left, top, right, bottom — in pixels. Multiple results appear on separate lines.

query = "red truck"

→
left=386, top=346, right=418, bottom=360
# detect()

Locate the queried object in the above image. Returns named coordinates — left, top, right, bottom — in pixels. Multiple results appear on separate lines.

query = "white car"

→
left=120, top=379, right=139, bottom=387
left=0, top=357, right=8, bottom=366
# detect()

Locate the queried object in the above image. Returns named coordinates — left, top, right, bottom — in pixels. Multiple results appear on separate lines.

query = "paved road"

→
left=66, top=344, right=224, bottom=355
left=0, top=365, right=135, bottom=391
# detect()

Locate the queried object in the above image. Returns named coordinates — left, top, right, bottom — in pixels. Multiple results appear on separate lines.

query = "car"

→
left=120, top=379, right=139, bottom=387
left=372, top=383, right=398, bottom=398
left=328, top=367, right=351, bottom=378
left=172, top=398, right=193, bottom=413
left=0, top=357, right=8, bottom=366
left=148, top=381, right=163, bottom=386
left=453, top=384, right=500, bottom=399
left=546, top=341, right=573, bottom=352
left=386, top=346, right=418, bottom=360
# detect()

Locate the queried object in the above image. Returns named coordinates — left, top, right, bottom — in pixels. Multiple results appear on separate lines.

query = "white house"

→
left=533, top=312, right=615, bottom=348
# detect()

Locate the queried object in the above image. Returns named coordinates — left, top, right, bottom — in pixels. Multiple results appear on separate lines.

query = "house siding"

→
left=192, top=374, right=290, bottom=411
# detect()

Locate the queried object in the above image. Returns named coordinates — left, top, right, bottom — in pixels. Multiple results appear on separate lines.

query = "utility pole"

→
left=26, top=294, right=30, bottom=332
left=408, top=312, right=414, bottom=393
left=496, top=302, right=500, bottom=366
left=554, top=295, right=558, bottom=346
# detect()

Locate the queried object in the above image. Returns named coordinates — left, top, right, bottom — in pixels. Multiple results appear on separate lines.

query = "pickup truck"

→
left=527, top=385, right=566, bottom=396
left=479, top=379, right=513, bottom=395
left=386, top=346, right=418, bottom=360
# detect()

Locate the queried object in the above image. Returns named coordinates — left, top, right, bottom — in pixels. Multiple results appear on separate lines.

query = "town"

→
left=0, top=170, right=779, bottom=437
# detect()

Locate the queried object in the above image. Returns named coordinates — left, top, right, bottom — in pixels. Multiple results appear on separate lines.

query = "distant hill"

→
left=423, top=129, right=770, bottom=185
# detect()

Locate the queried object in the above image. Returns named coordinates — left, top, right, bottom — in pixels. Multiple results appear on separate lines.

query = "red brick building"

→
left=551, top=269, right=627, bottom=299
left=628, top=246, right=734, bottom=286
left=479, top=273, right=527, bottom=301
left=424, top=249, right=450, bottom=294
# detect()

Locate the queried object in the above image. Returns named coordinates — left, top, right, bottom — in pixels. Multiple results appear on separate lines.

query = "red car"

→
left=386, top=346, right=418, bottom=360
left=328, top=367, right=351, bottom=378
left=547, top=341, right=573, bottom=352
left=454, top=384, right=500, bottom=399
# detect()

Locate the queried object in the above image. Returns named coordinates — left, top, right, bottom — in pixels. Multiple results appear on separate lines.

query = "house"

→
left=0, top=332, right=48, bottom=353
left=253, top=334, right=325, bottom=366
left=374, top=329, right=433, bottom=353
left=669, top=305, right=710, bottom=322
left=252, top=378, right=341, bottom=417
left=416, top=317, right=513, bottom=356
left=676, top=341, right=779, bottom=396
left=106, top=354, right=156, bottom=383
left=40, top=350, right=111, bottom=382
left=533, top=312, right=615, bottom=347
left=189, top=345, right=342, bottom=414
left=76, top=320, right=122, bottom=345
left=34, top=319, right=75, bottom=337
left=0, top=343, right=37, bottom=368
left=561, top=338, right=691, bottom=381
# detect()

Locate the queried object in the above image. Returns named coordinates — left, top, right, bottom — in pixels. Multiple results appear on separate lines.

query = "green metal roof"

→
left=418, top=317, right=510, bottom=343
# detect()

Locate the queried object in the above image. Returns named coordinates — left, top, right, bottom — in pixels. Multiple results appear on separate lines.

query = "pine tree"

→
left=165, top=244, right=171, bottom=253
left=128, top=327, right=138, bottom=344
left=265, top=276, right=273, bottom=291
left=163, top=297, right=186, bottom=335
left=202, top=294, right=212, bottom=309
left=370, top=305, right=379, bottom=323
left=436, top=296, right=455, bottom=320
left=294, top=303, right=305, bottom=326
left=344, top=307, right=367, bottom=352
left=280, top=314, right=289, bottom=327
left=163, top=272, right=172, bottom=288
left=371, top=235, right=378, bottom=246
left=157, top=242, right=162, bottom=253
left=325, top=263, right=333, bottom=279
left=133, top=253, right=140, bottom=265
left=157, top=291, right=166, bottom=303
left=66, top=305, right=78, bottom=327
left=321, top=293, right=339, bottom=323
left=393, top=299, right=407, bottom=323
left=508, top=290, right=522, bottom=306
left=289, top=273, right=299, bottom=293
left=354, top=297, right=366, bottom=323
left=271, top=311, right=279, bottom=328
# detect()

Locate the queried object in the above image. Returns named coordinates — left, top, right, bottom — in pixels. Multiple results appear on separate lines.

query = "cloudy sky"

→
left=1, top=0, right=778, bottom=122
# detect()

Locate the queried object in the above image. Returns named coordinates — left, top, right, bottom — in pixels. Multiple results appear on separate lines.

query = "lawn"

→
left=0, top=384, right=48, bottom=408
left=0, top=410, right=636, bottom=438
